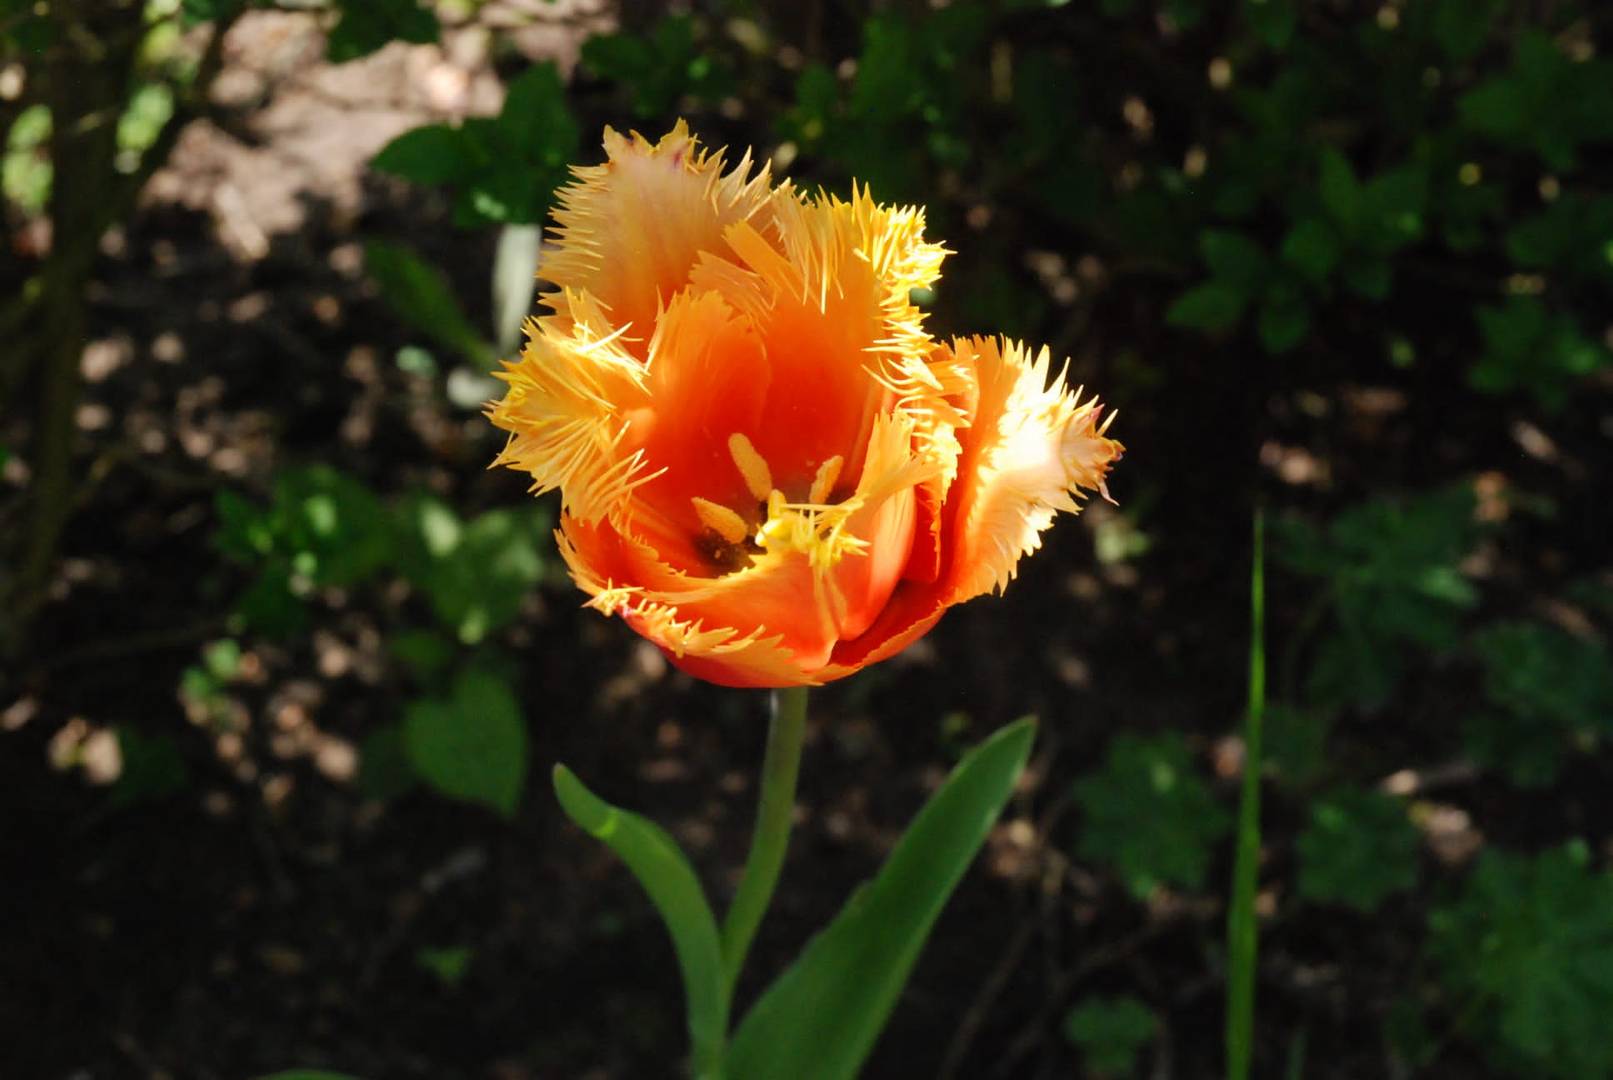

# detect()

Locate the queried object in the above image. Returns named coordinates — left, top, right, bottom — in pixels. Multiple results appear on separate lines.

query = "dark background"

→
left=3, top=1, right=1612, bottom=1077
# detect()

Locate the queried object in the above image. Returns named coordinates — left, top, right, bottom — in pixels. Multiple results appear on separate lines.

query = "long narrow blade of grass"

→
left=1226, top=509, right=1266, bottom=1080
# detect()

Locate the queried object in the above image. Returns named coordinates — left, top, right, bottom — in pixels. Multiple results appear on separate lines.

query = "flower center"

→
left=688, top=433, right=855, bottom=574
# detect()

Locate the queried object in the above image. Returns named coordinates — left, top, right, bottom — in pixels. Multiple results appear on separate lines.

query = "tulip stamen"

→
left=727, top=432, right=774, bottom=502
left=808, top=455, right=844, bottom=504
left=691, top=497, right=750, bottom=545
left=691, top=496, right=763, bottom=573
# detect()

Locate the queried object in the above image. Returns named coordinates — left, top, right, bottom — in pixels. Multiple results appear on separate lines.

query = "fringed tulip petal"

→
left=489, top=123, right=1123, bottom=687
left=941, top=337, right=1125, bottom=603
left=540, top=120, right=779, bottom=351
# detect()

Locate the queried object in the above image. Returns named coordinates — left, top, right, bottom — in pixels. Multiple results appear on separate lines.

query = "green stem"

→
left=720, top=685, right=809, bottom=997
left=1226, top=510, right=1266, bottom=1080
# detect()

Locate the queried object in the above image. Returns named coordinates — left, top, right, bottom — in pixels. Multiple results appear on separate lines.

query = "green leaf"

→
left=404, top=668, right=527, bottom=817
left=783, top=64, right=839, bottom=145
left=1063, top=995, right=1158, bottom=1074
left=1359, top=164, right=1427, bottom=252
left=1430, top=843, right=1613, bottom=1078
left=3, top=104, right=52, bottom=214
left=1263, top=705, right=1330, bottom=786
left=1318, top=148, right=1361, bottom=233
left=552, top=764, right=727, bottom=1073
left=358, top=723, right=417, bottom=801
left=1166, top=281, right=1247, bottom=333
left=326, top=0, right=437, bottom=63
left=1475, top=622, right=1613, bottom=735
left=1073, top=733, right=1230, bottom=899
left=580, top=15, right=730, bottom=119
left=1471, top=297, right=1610, bottom=411
left=372, top=124, right=480, bottom=186
left=1164, top=0, right=1203, bottom=30
left=116, top=82, right=174, bottom=158
left=1464, top=621, right=1613, bottom=785
left=1257, top=289, right=1310, bottom=353
left=110, top=728, right=189, bottom=808
left=415, top=945, right=473, bottom=987
left=181, top=0, right=244, bottom=27
left=388, top=629, right=456, bottom=682
left=1243, top=0, right=1296, bottom=50
left=727, top=718, right=1038, bottom=1080
left=1457, top=31, right=1613, bottom=170
left=1296, top=788, right=1419, bottom=911
left=849, top=15, right=923, bottom=124
left=497, top=63, right=579, bottom=169
left=459, top=166, right=550, bottom=227
left=365, top=241, right=496, bottom=370
left=1341, top=257, right=1392, bottom=300
left=1276, top=486, right=1480, bottom=709
left=394, top=495, right=549, bottom=644
left=1200, top=229, right=1269, bottom=291
left=1280, top=218, right=1340, bottom=283
left=1433, top=0, right=1503, bottom=61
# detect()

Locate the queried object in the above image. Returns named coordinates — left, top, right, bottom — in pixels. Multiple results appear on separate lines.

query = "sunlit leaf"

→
left=727, top=718, right=1037, bottom=1079
left=373, top=124, right=481, bottom=186
left=552, top=764, right=726, bottom=1072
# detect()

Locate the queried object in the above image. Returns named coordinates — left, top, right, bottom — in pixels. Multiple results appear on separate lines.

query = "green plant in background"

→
left=1226, top=512, right=1265, bottom=1080
left=1295, top=788, right=1419, bottom=912
left=1470, top=296, right=1609, bottom=412
left=401, top=666, right=527, bottom=818
left=1430, top=842, right=1613, bottom=1079
left=372, top=63, right=577, bottom=228
left=1062, top=994, right=1159, bottom=1076
left=1274, top=485, right=1481, bottom=709
left=1073, top=733, right=1230, bottom=900
left=211, top=468, right=549, bottom=815
left=1464, top=621, right=1613, bottom=787
left=581, top=13, right=735, bottom=120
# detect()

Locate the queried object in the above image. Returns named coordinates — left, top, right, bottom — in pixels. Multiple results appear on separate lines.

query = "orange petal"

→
left=940, top=337, right=1125, bottom=603
left=539, top=120, right=778, bottom=356
left=487, top=297, right=655, bottom=523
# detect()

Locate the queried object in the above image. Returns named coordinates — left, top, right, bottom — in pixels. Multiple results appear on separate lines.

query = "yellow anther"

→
left=728, top=432, right=774, bottom=503
left=808, top=455, right=844, bottom=504
left=691, top=497, right=749, bottom=545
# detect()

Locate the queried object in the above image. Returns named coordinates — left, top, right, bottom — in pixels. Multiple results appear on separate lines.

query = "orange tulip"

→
left=488, top=122, right=1123, bottom=688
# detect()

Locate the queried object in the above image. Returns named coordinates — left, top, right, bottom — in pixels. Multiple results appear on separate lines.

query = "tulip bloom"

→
left=489, top=122, right=1122, bottom=687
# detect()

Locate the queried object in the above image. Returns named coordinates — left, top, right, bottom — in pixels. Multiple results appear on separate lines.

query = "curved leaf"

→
left=727, top=717, right=1037, bottom=1080
left=552, top=765, right=727, bottom=1076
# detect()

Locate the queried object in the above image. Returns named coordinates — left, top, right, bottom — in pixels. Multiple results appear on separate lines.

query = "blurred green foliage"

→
left=402, top=666, right=527, bottom=817
left=1295, top=788, right=1419, bottom=912
left=1073, top=733, right=1230, bottom=899
left=372, top=63, right=577, bottom=227
left=1061, top=994, right=1158, bottom=1076
left=1275, top=486, right=1480, bottom=709
left=1465, top=621, right=1613, bottom=787
left=1430, top=842, right=1613, bottom=1079
left=212, top=467, right=546, bottom=813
